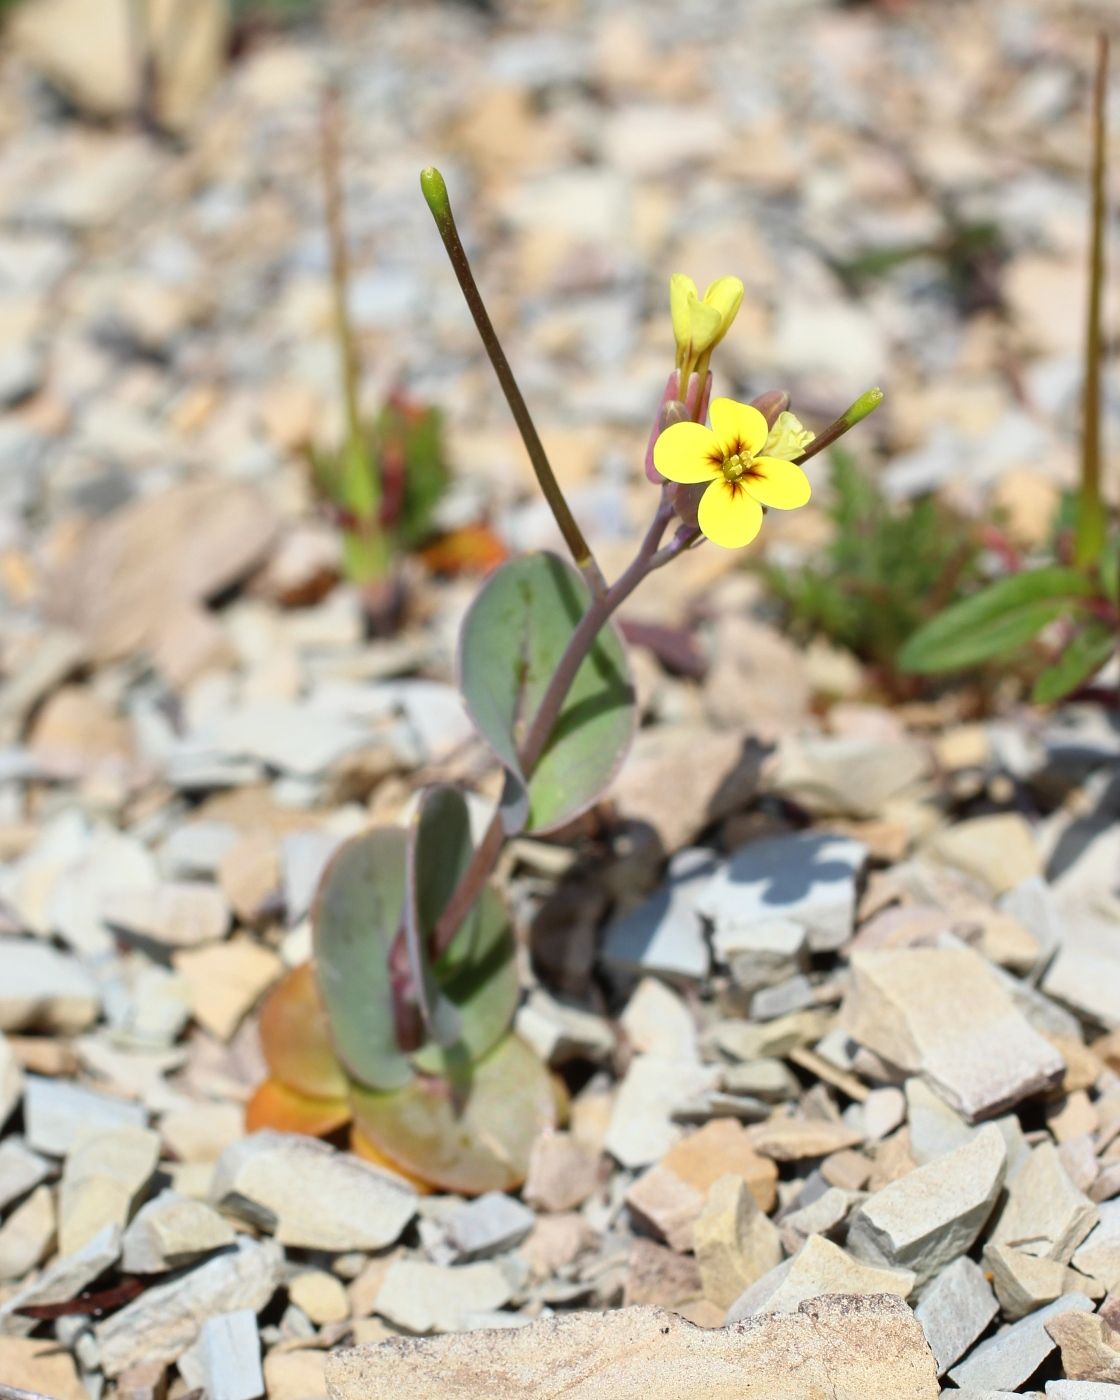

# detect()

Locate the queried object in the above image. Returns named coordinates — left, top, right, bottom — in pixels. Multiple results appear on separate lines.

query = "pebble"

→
left=0, top=1183, right=55, bottom=1281
left=101, top=881, right=232, bottom=949
left=0, top=938, right=99, bottom=1032
left=0, top=1336, right=86, bottom=1400
left=619, top=977, right=697, bottom=1060
left=1044, top=1308, right=1120, bottom=1384
left=523, top=1131, right=601, bottom=1213
left=373, top=1257, right=513, bottom=1334
left=603, top=1054, right=720, bottom=1169
left=698, top=832, right=867, bottom=955
left=96, top=1236, right=282, bottom=1376
left=0, top=1032, right=21, bottom=1128
left=915, top=1256, right=1000, bottom=1376
left=24, top=1075, right=147, bottom=1156
left=0, top=1137, right=50, bottom=1212
left=179, top=1308, right=265, bottom=1400
left=59, top=1124, right=160, bottom=1254
left=210, top=1132, right=417, bottom=1252
left=983, top=1244, right=1104, bottom=1320
left=847, top=1123, right=1007, bottom=1287
left=446, top=1192, right=536, bottom=1261
left=288, top=1271, right=349, bottom=1326
left=172, top=936, right=282, bottom=1040
left=728, top=1233, right=916, bottom=1321
left=694, top=1173, right=783, bottom=1310
left=514, top=989, right=615, bottom=1067
left=1072, top=1202, right=1120, bottom=1291
left=121, top=1189, right=236, bottom=1273
left=948, top=1293, right=1095, bottom=1391
left=600, top=847, right=716, bottom=984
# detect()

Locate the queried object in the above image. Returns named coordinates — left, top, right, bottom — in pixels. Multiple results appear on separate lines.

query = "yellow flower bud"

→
left=669, top=273, right=745, bottom=380
left=763, top=410, right=815, bottom=462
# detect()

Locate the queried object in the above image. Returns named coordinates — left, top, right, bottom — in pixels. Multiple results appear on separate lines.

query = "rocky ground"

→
left=0, top=0, right=1119, bottom=1397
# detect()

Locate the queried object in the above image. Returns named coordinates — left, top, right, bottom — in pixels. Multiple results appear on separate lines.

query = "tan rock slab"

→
left=694, top=1174, right=782, bottom=1309
left=985, top=1243, right=1104, bottom=1320
left=749, top=1115, right=862, bottom=1162
left=923, top=813, right=1040, bottom=896
left=373, top=1258, right=512, bottom=1334
left=173, top=936, right=282, bottom=1040
left=324, top=1295, right=940, bottom=1399
left=842, top=945, right=1065, bottom=1121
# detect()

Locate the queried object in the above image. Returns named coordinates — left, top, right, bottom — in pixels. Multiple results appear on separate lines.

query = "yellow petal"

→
left=653, top=421, right=722, bottom=484
left=697, top=479, right=764, bottom=549
left=702, top=275, right=744, bottom=342
left=744, top=456, right=812, bottom=509
left=709, top=398, right=768, bottom=457
left=669, top=273, right=699, bottom=348
left=762, top=410, right=815, bottom=462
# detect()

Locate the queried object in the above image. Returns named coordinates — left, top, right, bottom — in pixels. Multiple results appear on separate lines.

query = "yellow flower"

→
left=653, top=398, right=813, bottom=549
left=670, top=274, right=744, bottom=374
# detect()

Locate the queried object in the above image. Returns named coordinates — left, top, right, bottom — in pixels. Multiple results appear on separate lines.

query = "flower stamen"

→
left=722, top=451, right=749, bottom=482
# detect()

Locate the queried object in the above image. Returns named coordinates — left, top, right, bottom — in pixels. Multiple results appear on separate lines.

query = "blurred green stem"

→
left=420, top=166, right=606, bottom=600
left=1075, top=35, right=1109, bottom=569
left=322, top=87, right=381, bottom=535
left=794, top=387, right=884, bottom=466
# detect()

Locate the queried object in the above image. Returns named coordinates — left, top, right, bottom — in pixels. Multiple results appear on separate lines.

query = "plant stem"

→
left=322, top=88, right=368, bottom=481
left=429, top=495, right=681, bottom=957
left=420, top=167, right=606, bottom=600
left=1075, top=34, right=1109, bottom=569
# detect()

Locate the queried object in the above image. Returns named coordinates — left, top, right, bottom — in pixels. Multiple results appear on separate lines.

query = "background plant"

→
left=900, top=36, right=1117, bottom=704
left=763, top=447, right=987, bottom=695
left=308, top=89, right=454, bottom=620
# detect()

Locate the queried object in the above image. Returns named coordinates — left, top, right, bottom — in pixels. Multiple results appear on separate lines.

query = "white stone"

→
left=24, top=1075, right=148, bottom=1156
left=600, top=848, right=715, bottom=983
left=122, top=1189, right=236, bottom=1272
left=728, top=1234, right=916, bottom=1321
left=847, top=1124, right=1007, bottom=1287
left=698, top=832, right=867, bottom=955
left=101, top=881, right=231, bottom=948
left=446, top=1192, right=535, bottom=1262
left=210, top=1132, right=416, bottom=1251
left=619, top=978, right=698, bottom=1061
left=915, top=1256, right=1000, bottom=1376
left=988, top=1142, right=1098, bottom=1264
left=604, top=1054, right=720, bottom=1169
left=0, top=1138, right=50, bottom=1212
left=0, top=1032, right=22, bottom=1128
left=95, top=1237, right=282, bottom=1376
left=948, top=1293, right=1095, bottom=1391
left=0, top=939, right=99, bottom=1032
left=374, top=1258, right=513, bottom=1334
left=1072, top=1201, right=1120, bottom=1290
left=179, top=1309, right=263, bottom=1400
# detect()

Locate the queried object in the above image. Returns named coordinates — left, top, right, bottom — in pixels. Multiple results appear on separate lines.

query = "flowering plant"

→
left=248, top=166, right=882, bottom=1192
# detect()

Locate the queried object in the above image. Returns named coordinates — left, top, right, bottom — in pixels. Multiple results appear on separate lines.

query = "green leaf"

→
left=1032, top=622, right=1115, bottom=703
left=350, top=1033, right=558, bottom=1194
left=312, top=827, right=414, bottom=1092
left=1098, top=532, right=1119, bottom=606
left=405, top=785, right=518, bottom=1062
left=898, top=567, right=1094, bottom=674
left=458, top=552, right=635, bottom=834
